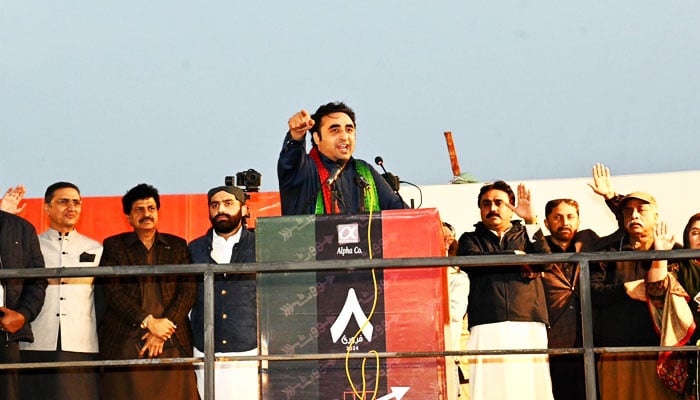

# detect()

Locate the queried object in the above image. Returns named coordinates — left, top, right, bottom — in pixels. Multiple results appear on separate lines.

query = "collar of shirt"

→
left=48, top=227, right=73, bottom=241
left=210, top=228, right=242, bottom=264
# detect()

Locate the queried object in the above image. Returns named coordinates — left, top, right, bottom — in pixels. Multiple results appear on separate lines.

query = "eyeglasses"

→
left=52, top=198, right=82, bottom=207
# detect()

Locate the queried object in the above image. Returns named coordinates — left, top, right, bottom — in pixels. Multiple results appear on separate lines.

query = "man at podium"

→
left=277, top=101, right=405, bottom=215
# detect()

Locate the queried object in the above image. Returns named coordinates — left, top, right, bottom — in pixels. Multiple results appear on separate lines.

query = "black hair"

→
left=309, top=101, right=356, bottom=147
left=122, top=183, right=160, bottom=215
left=477, top=181, right=515, bottom=207
left=545, top=198, right=580, bottom=218
left=44, top=182, right=80, bottom=203
left=683, top=213, right=700, bottom=249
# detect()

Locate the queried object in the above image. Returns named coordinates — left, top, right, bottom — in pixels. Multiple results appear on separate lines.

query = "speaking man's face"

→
left=312, top=112, right=356, bottom=162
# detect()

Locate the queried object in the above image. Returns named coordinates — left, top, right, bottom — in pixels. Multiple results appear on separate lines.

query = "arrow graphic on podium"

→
left=377, top=387, right=410, bottom=400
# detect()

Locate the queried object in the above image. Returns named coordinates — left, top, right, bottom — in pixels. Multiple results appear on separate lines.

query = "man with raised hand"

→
left=457, top=180, right=553, bottom=400
left=541, top=198, right=599, bottom=400
left=278, top=101, right=405, bottom=215
left=0, top=190, right=46, bottom=399
left=591, top=191, right=693, bottom=399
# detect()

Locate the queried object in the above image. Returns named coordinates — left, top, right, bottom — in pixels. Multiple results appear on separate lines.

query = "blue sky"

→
left=2, top=1, right=698, bottom=198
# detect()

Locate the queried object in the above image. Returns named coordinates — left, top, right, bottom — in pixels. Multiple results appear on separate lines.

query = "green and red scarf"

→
left=309, top=147, right=379, bottom=214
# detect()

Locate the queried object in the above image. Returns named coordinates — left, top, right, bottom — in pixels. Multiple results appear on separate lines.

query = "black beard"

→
left=210, top=212, right=242, bottom=235
left=552, top=228, right=574, bottom=242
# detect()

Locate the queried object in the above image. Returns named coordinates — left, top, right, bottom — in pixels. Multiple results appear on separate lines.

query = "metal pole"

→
left=204, top=269, right=216, bottom=400
left=578, top=259, right=597, bottom=400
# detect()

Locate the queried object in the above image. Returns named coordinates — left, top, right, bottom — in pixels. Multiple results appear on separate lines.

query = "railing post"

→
left=204, top=268, right=215, bottom=400
left=578, top=258, right=598, bottom=400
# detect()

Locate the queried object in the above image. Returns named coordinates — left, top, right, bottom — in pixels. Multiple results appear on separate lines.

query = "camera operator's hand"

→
left=288, top=109, right=314, bottom=140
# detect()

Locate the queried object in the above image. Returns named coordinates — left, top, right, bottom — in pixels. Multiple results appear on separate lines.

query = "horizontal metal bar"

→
left=2, top=249, right=700, bottom=279
left=4, top=345, right=700, bottom=370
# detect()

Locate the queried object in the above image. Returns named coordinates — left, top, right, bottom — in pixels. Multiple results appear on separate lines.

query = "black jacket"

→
left=457, top=221, right=550, bottom=329
left=0, top=211, right=47, bottom=342
left=589, top=236, right=680, bottom=346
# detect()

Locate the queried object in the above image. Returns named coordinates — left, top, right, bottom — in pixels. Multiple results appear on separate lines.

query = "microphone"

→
left=374, top=156, right=385, bottom=170
left=374, top=155, right=400, bottom=191
left=375, top=155, right=409, bottom=209
left=325, top=161, right=347, bottom=186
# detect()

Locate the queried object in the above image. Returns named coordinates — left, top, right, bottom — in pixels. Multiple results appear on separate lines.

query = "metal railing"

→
left=3, top=248, right=700, bottom=400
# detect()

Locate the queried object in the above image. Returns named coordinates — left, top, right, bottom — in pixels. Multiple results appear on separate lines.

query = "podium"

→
left=256, top=208, right=451, bottom=399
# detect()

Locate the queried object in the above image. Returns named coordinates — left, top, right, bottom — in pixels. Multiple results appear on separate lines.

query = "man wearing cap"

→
left=278, top=101, right=406, bottom=215
left=189, top=186, right=257, bottom=399
left=591, top=191, right=693, bottom=399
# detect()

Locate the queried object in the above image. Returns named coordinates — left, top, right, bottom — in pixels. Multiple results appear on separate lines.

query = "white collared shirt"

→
left=210, top=228, right=242, bottom=264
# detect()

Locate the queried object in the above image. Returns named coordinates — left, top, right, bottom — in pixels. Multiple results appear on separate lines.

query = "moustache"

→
left=138, top=217, right=154, bottom=224
left=626, top=220, right=644, bottom=229
left=486, top=212, right=500, bottom=219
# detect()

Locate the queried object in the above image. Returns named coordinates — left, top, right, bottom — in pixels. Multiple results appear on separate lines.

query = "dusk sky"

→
left=3, top=2, right=698, bottom=198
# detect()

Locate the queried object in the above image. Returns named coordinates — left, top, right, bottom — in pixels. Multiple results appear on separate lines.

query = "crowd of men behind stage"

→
left=0, top=101, right=699, bottom=400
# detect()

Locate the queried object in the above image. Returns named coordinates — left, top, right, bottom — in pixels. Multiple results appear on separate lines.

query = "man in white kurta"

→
left=19, top=182, right=103, bottom=400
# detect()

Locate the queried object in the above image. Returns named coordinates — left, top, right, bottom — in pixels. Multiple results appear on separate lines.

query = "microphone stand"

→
left=301, top=161, right=346, bottom=214
left=375, top=157, right=408, bottom=209
left=355, top=175, right=371, bottom=212
left=329, top=180, right=347, bottom=214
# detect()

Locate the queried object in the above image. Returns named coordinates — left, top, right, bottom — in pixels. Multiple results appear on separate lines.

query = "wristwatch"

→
left=140, top=315, right=152, bottom=330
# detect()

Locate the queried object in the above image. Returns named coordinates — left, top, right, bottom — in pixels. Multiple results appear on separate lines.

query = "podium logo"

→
left=337, top=223, right=360, bottom=245
left=330, top=288, right=373, bottom=345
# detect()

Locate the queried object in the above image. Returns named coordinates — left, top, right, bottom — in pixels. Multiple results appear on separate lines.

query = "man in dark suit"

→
left=98, top=183, right=198, bottom=400
left=0, top=208, right=47, bottom=400
left=542, top=198, right=599, bottom=400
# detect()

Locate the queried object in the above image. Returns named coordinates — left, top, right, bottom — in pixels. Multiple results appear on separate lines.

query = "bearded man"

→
left=542, top=198, right=599, bottom=400
left=188, top=185, right=258, bottom=400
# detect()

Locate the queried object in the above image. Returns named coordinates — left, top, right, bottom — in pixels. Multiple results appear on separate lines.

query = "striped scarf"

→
left=308, top=147, right=379, bottom=214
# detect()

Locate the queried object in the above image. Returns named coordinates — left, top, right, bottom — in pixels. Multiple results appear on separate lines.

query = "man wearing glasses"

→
left=17, top=182, right=103, bottom=400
